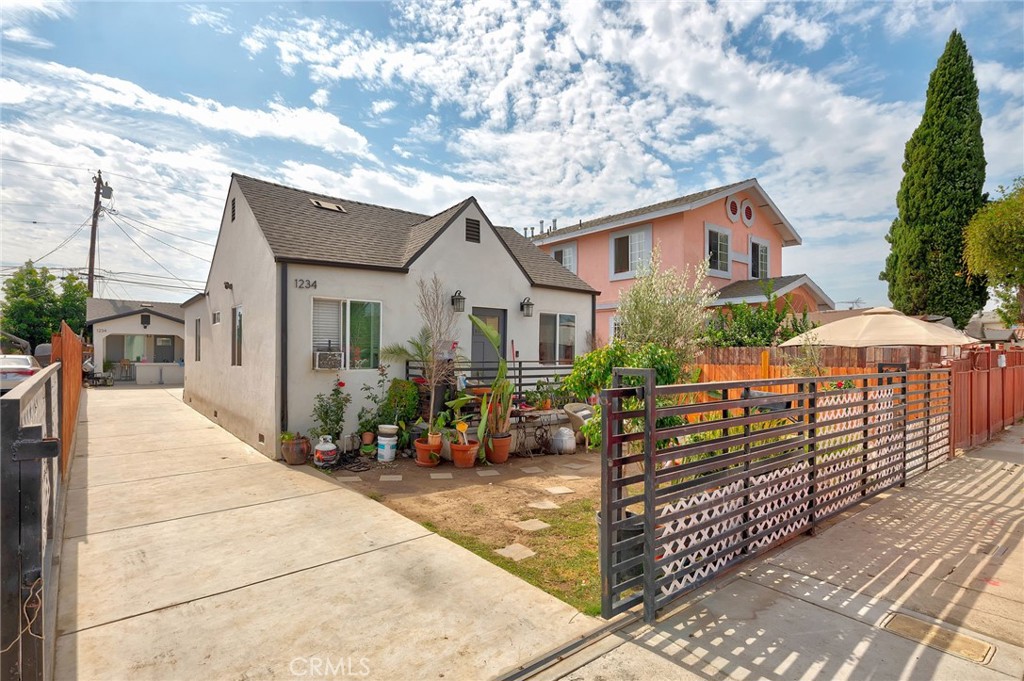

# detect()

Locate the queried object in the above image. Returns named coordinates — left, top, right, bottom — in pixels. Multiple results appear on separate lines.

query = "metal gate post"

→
left=640, top=368, right=657, bottom=623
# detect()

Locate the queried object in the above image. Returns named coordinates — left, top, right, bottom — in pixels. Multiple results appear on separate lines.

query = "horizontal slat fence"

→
left=599, top=365, right=951, bottom=622
left=950, top=346, right=1024, bottom=450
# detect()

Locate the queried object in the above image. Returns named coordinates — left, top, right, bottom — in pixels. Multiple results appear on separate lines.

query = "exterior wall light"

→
left=520, top=297, right=534, bottom=317
left=451, top=290, right=465, bottom=312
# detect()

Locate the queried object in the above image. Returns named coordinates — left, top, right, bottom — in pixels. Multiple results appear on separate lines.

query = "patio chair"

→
left=563, top=402, right=594, bottom=449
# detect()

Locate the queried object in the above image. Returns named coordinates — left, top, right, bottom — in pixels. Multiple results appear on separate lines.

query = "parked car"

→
left=0, top=355, right=42, bottom=394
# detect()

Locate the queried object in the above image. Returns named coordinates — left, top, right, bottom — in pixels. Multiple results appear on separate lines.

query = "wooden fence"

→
left=951, top=346, right=1024, bottom=450
left=49, top=322, right=83, bottom=478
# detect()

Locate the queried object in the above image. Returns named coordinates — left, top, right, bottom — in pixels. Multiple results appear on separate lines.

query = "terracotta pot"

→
left=361, top=431, right=375, bottom=445
left=427, top=431, right=442, bottom=447
left=413, top=438, right=442, bottom=467
left=485, top=434, right=512, bottom=464
left=281, top=437, right=311, bottom=465
left=450, top=441, right=480, bottom=468
left=541, top=399, right=552, bottom=410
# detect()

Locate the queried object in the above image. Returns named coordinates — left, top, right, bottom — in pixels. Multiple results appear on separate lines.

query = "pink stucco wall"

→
left=540, top=190, right=788, bottom=343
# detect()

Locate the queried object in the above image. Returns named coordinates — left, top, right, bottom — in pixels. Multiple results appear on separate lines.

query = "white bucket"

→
left=377, top=435, right=397, bottom=462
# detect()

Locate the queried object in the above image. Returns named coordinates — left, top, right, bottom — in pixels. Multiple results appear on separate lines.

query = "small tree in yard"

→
left=704, top=284, right=815, bottom=347
left=964, top=178, right=1024, bottom=325
left=381, top=275, right=459, bottom=434
left=615, top=246, right=716, bottom=367
left=0, top=262, right=88, bottom=348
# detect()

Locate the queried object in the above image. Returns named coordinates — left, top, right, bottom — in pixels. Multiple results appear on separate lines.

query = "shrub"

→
left=383, top=378, right=420, bottom=425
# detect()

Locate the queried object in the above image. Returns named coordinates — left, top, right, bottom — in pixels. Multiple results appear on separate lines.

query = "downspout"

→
left=280, top=263, right=289, bottom=433
left=591, top=293, right=597, bottom=350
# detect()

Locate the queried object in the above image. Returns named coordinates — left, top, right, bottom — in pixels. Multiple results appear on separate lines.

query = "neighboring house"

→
left=965, top=310, right=1021, bottom=346
left=182, top=174, right=597, bottom=458
left=532, top=178, right=834, bottom=343
left=86, top=298, right=186, bottom=384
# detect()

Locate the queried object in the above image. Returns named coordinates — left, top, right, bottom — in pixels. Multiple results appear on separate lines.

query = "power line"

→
left=0, top=157, right=91, bottom=172
left=103, top=208, right=211, bottom=262
left=33, top=214, right=93, bottom=263
left=104, top=212, right=202, bottom=292
left=111, top=211, right=215, bottom=247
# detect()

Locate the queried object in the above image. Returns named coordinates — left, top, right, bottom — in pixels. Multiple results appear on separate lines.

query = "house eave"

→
left=274, top=256, right=410, bottom=274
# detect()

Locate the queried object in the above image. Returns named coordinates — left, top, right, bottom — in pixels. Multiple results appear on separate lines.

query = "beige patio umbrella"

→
left=780, top=307, right=980, bottom=347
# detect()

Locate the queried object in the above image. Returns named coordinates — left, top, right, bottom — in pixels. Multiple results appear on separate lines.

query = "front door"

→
left=470, top=307, right=506, bottom=380
left=154, top=336, right=174, bottom=363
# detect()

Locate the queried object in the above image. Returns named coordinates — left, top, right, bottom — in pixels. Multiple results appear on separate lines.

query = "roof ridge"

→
left=231, top=172, right=430, bottom=219
left=408, top=196, right=475, bottom=226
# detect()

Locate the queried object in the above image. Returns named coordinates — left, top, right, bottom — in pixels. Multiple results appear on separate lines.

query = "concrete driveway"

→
left=55, top=387, right=596, bottom=680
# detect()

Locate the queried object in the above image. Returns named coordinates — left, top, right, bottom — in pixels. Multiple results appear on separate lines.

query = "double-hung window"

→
left=751, top=239, right=769, bottom=280
left=539, top=313, right=576, bottom=365
left=706, top=226, right=730, bottom=276
left=551, top=242, right=576, bottom=274
left=609, top=225, right=651, bottom=280
left=312, top=298, right=382, bottom=369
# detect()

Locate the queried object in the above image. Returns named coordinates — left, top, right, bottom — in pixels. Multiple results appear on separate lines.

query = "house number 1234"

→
left=294, top=279, right=317, bottom=289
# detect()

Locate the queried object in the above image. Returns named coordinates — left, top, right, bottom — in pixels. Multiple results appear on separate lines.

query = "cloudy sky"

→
left=1, top=0, right=1021, bottom=307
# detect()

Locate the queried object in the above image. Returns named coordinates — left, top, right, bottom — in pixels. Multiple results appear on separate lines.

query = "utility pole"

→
left=87, top=171, right=111, bottom=296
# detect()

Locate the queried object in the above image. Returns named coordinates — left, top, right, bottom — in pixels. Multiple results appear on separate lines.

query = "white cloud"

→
left=370, top=99, right=396, bottom=115
left=183, top=4, right=233, bottom=35
left=392, top=144, right=412, bottom=159
left=310, top=88, right=330, bottom=107
left=976, top=61, right=1023, bottom=96
left=762, top=6, right=831, bottom=50
left=2, top=26, right=54, bottom=48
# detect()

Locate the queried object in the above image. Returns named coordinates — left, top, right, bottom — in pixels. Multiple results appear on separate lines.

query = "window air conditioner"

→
left=313, top=351, right=345, bottom=371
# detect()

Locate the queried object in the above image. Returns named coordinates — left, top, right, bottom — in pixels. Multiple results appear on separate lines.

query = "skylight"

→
left=310, top=198, right=347, bottom=213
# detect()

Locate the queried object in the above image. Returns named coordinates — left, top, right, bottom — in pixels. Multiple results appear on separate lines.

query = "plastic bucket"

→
left=377, top=435, right=397, bottom=462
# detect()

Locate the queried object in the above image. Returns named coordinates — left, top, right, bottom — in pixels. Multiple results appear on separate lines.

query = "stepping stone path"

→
left=520, top=466, right=545, bottom=474
left=514, top=519, right=551, bottom=532
left=560, top=462, right=587, bottom=470
left=335, top=476, right=361, bottom=482
left=545, top=486, right=574, bottom=495
left=496, top=543, right=536, bottom=561
left=379, top=475, right=403, bottom=482
left=528, top=500, right=561, bottom=510
left=477, top=469, right=500, bottom=477
left=430, top=472, right=453, bottom=480
left=557, top=474, right=582, bottom=481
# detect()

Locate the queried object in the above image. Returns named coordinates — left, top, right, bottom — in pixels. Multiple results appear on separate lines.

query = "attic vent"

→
left=465, top=218, right=480, bottom=243
left=310, top=198, right=347, bottom=213
left=231, top=197, right=236, bottom=222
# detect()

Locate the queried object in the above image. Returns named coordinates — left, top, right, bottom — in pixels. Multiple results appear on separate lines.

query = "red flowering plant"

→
left=310, top=373, right=352, bottom=444
left=823, top=378, right=857, bottom=391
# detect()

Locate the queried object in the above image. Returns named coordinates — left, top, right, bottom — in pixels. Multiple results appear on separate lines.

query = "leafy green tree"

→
left=879, top=30, right=988, bottom=328
left=964, top=178, right=1024, bottom=324
left=1, top=262, right=60, bottom=348
left=704, top=285, right=815, bottom=347
left=55, top=273, right=89, bottom=334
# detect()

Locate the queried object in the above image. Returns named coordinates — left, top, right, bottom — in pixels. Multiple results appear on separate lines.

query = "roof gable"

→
left=86, top=298, right=185, bottom=324
left=713, top=274, right=834, bottom=309
left=534, top=178, right=801, bottom=247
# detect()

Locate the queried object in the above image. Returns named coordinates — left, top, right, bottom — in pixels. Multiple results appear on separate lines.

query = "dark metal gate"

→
left=599, top=366, right=951, bottom=622
left=1, top=364, right=64, bottom=681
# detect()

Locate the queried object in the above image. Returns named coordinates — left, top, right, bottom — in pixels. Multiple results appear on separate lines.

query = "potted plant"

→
left=309, top=378, right=352, bottom=448
left=535, top=379, right=553, bottom=410
left=445, top=394, right=480, bottom=468
left=382, top=276, right=460, bottom=464
left=469, top=314, right=515, bottom=463
left=280, top=431, right=311, bottom=465
left=357, top=364, right=391, bottom=445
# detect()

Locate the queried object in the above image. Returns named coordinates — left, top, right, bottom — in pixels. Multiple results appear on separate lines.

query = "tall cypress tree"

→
left=880, top=30, right=988, bottom=328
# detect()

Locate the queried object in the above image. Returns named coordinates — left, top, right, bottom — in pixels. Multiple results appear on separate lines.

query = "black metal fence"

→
left=1, top=364, right=65, bottom=681
left=405, top=360, right=574, bottom=405
left=599, top=366, right=951, bottom=622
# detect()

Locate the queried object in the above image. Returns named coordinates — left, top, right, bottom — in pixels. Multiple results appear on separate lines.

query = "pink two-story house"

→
left=533, top=178, right=834, bottom=344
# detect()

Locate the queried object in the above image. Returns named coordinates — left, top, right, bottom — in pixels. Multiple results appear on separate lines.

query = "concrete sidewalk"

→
left=55, top=387, right=596, bottom=680
left=539, top=425, right=1024, bottom=681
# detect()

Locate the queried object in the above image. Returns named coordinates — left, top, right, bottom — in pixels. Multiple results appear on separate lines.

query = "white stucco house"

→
left=86, top=298, right=186, bottom=384
left=182, top=174, right=598, bottom=458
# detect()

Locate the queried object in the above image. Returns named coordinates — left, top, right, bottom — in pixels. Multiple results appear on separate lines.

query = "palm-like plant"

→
left=469, top=314, right=514, bottom=438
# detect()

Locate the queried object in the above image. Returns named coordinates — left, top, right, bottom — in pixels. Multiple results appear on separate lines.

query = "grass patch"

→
left=423, top=498, right=602, bottom=616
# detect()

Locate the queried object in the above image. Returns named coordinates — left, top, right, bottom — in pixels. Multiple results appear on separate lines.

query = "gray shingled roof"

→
left=495, top=227, right=598, bottom=294
left=231, top=174, right=596, bottom=294
left=715, top=274, right=806, bottom=301
left=538, top=179, right=754, bottom=241
left=86, top=298, right=184, bottom=324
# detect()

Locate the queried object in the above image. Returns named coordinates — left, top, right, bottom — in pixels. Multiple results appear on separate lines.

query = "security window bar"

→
left=465, top=218, right=481, bottom=243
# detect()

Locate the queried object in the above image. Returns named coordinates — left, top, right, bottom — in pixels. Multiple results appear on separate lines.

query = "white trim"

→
left=725, top=195, right=741, bottom=223
left=538, top=310, right=577, bottom=365
left=608, top=224, right=652, bottom=282
left=596, top=301, right=618, bottom=311
left=609, top=314, right=622, bottom=341
left=551, top=241, right=577, bottom=275
left=705, top=222, right=731, bottom=278
left=740, top=199, right=755, bottom=228
left=310, top=295, right=384, bottom=370
left=533, top=178, right=802, bottom=247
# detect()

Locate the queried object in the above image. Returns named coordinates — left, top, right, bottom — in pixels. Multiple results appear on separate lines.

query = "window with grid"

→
left=611, top=228, right=649, bottom=277
left=552, top=243, right=576, bottom=274
left=707, top=228, right=730, bottom=274
left=751, top=241, right=769, bottom=279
